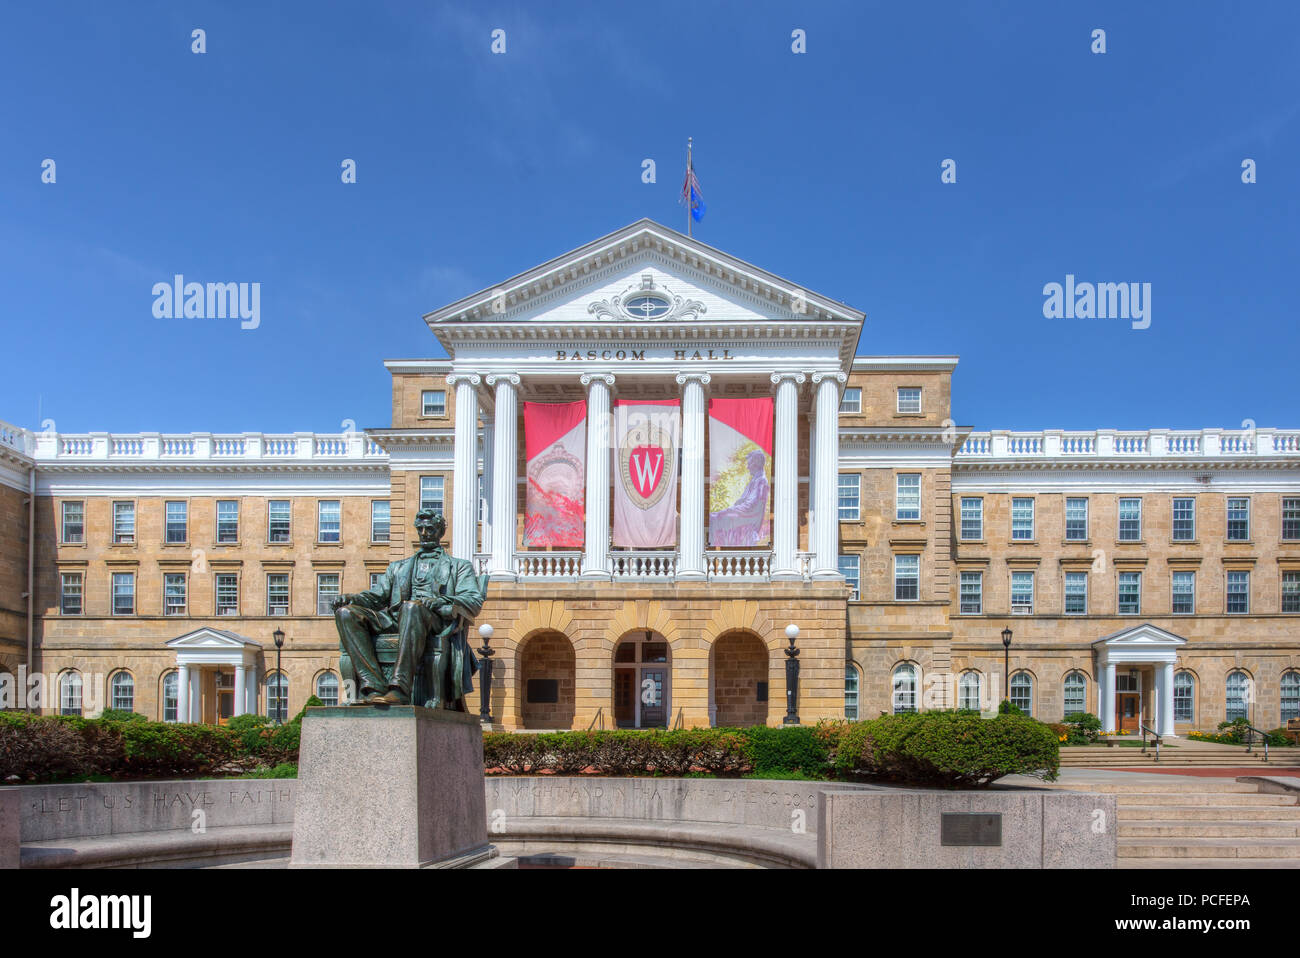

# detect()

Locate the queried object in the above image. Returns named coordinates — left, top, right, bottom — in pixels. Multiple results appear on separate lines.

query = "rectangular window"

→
left=421, top=390, right=447, bottom=417
left=1283, top=571, right=1300, bottom=614
left=1011, top=498, right=1034, bottom=540
left=112, top=572, right=135, bottom=615
left=61, top=501, right=84, bottom=544
left=267, top=574, right=290, bottom=616
left=419, top=476, right=445, bottom=514
left=960, top=497, right=983, bottom=540
left=369, top=572, right=385, bottom=593
left=165, top=501, right=188, bottom=544
left=1118, top=571, right=1141, bottom=614
left=1226, top=497, right=1250, bottom=541
left=1064, top=497, right=1088, bottom=541
left=959, top=571, right=982, bottom=614
left=1172, top=571, right=1196, bottom=615
left=1283, top=498, right=1300, bottom=541
left=838, top=555, right=860, bottom=601
left=839, top=387, right=861, bottom=414
left=268, top=500, right=291, bottom=543
left=897, top=387, right=921, bottom=414
left=215, top=573, right=239, bottom=615
left=371, top=500, right=390, bottom=542
left=113, top=501, right=135, bottom=544
left=1118, top=498, right=1142, bottom=541
left=316, top=573, right=340, bottom=616
left=60, top=572, right=83, bottom=615
left=1010, top=571, right=1034, bottom=614
left=1170, top=497, right=1195, bottom=541
left=894, top=555, right=920, bottom=601
left=164, top=573, right=187, bottom=615
left=1064, top=572, right=1088, bottom=615
left=216, top=500, right=240, bottom=543
left=838, top=474, right=861, bottom=521
left=1226, top=571, right=1249, bottom=613
left=895, top=474, right=921, bottom=520
left=318, top=500, right=341, bottom=543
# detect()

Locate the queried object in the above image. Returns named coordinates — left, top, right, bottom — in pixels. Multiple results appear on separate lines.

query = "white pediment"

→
left=1093, top=624, right=1187, bottom=648
left=166, top=627, right=262, bottom=650
left=1093, top=623, right=1186, bottom=666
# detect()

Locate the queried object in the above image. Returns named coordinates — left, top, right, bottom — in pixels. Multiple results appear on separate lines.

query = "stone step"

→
left=1119, top=821, right=1300, bottom=838
left=1055, top=781, right=1260, bottom=793
left=1118, top=804, right=1300, bottom=821
left=1122, top=857, right=1300, bottom=869
left=1118, top=837, right=1300, bottom=859
left=1114, top=792, right=1296, bottom=806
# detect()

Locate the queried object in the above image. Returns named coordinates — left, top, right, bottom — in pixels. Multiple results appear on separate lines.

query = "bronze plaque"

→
left=940, top=813, right=1002, bottom=846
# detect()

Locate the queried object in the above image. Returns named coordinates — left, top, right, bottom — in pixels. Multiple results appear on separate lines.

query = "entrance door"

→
left=216, top=671, right=235, bottom=726
left=639, top=668, right=667, bottom=728
left=1117, top=693, right=1140, bottom=733
left=612, top=635, right=671, bottom=728
left=614, top=668, right=635, bottom=727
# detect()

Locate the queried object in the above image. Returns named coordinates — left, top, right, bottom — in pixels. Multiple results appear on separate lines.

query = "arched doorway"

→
left=517, top=631, right=576, bottom=729
left=612, top=632, right=671, bottom=728
left=711, top=631, right=769, bottom=727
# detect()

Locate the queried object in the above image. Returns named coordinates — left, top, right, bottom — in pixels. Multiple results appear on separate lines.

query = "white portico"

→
left=1093, top=624, right=1187, bottom=737
left=165, top=628, right=262, bottom=723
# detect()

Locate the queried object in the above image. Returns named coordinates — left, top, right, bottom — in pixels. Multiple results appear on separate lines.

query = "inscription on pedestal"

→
left=940, top=812, right=1002, bottom=847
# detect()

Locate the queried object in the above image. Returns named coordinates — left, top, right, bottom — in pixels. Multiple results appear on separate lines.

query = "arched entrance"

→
left=612, top=632, right=671, bottom=728
left=711, top=631, right=769, bottom=727
left=517, top=631, right=576, bottom=729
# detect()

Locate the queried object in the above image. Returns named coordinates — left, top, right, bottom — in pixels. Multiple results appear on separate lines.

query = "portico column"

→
left=481, top=422, right=495, bottom=556
left=811, top=372, right=846, bottom=579
left=486, top=374, right=520, bottom=580
left=233, top=663, right=246, bottom=716
left=177, top=663, right=189, bottom=723
left=188, top=667, right=202, bottom=723
left=770, top=373, right=805, bottom=580
left=245, top=667, right=258, bottom=715
left=1102, top=661, right=1117, bottom=733
left=581, top=373, right=615, bottom=579
left=447, top=373, right=481, bottom=560
left=1159, top=661, right=1176, bottom=737
left=676, top=372, right=710, bottom=580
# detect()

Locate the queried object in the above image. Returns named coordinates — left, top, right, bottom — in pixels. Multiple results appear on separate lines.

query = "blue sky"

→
left=2, top=2, right=1298, bottom=435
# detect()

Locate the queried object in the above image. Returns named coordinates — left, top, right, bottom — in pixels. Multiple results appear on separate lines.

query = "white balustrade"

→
left=1006, top=435, right=1041, bottom=455
left=211, top=437, right=246, bottom=456
left=472, top=553, right=492, bottom=575
left=1060, top=434, right=1095, bottom=454
left=263, top=437, right=298, bottom=456
left=315, top=437, right=349, bottom=456
left=1167, top=433, right=1201, bottom=455
left=514, top=552, right=583, bottom=579
left=955, top=428, right=1292, bottom=462
left=705, top=550, right=773, bottom=579
left=111, top=437, right=144, bottom=456
left=958, top=435, right=989, bottom=456
left=609, top=551, right=678, bottom=579
left=1114, top=434, right=1149, bottom=454
left=61, top=437, right=93, bottom=455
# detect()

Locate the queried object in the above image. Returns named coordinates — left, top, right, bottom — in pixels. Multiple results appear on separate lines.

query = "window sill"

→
left=1116, top=540, right=1145, bottom=546
left=161, top=541, right=189, bottom=548
left=213, top=541, right=241, bottom=548
left=1171, top=539, right=1199, bottom=545
left=59, top=541, right=87, bottom=548
left=1008, top=539, right=1038, bottom=546
left=316, top=541, right=344, bottom=547
left=1061, top=539, right=1090, bottom=546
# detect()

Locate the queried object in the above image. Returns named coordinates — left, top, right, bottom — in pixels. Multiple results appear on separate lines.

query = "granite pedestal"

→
left=0, top=787, right=18, bottom=869
left=290, top=706, right=491, bottom=868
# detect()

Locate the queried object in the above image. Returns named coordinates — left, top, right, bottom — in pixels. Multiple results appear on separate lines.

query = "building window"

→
left=420, top=477, right=445, bottom=514
left=838, top=555, right=860, bottom=600
left=1226, top=497, right=1250, bottom=541
left=1063, top=672, right=1087, bottom=717
left=892, top=663, right=917, bottom=714
left=369, top=572, right=385, bottom=592
left=162, top=671, right=179, bottom=723
left=1225, top=670, right=1250, bottom=722
left=316, top=672, right=340, bottom=707
left=1064, top=571, right=1088, bottom=615
left=421, top=389, right=447, bottom=417
left=60, top=572, right=83, bottom=615
left=110, top=671, right=134, bottom=713
left=164, top=573, right=187, bottom=616
left=1010, top=672, right=1033, bottom=716
left=371, top=500, right=390, bottom=542
left=959, top=571, right=982, bottom=614
left=62, top=501, right=84, bottom=544
left=895, top=473, right=921, bottom=520
left=165, top=501, right=188, bottom=543
left=1118, top=571, right=1141, bottom=614
left=958, top=672, right=981, bottom=711
left=839, top=387, right=862, bottom=414
left=267, top=574, right=290, bottom=615
left=112, top=572, right=135, bottom=615
left=1011, top=498, right=1034, bottom=540
left=216, top=573, right=239, bottom=615
left=268, top=500, right=292, bottom=543
left=844, top=665, right=859, bottom=720
left=1064, top=497, right=1088, bottom=541
left=1172, top=497, right=1196, bottom=541
left=60, top=671, right=83, bottom=716
left=217, top=500, right=240, bottom=543
left=1173, top=671, right=1195, bottom=722
left=894, top=555, right=920, bottom=601
left=1226, top=571, right=1249, bottom=613
left=113, top=501, right=135, bottom=544
left=960, top=497, right=983, bottom=540
left=1118, top=498, right=1142, bottom=541
left=318, top=500, right=341, bottom=543
left=1281, top=671, right=1300, bottom=723
left=896, top=387, right=921, bottom=414
left=837, top=474, right=861, bottom=521
left=1010, top=571, right=1034, bottom=614
left=267, top=673, right=289, bottom=723
left=316, top=573, right=340, bottom=616
left=1172, top=571, right=1196, bottom=614
left=1283, top=498, right=1300, bottom=541
left=1283, top=571, right=1300, bottom=614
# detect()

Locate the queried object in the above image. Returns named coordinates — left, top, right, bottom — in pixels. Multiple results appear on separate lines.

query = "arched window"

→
left=957, top=671, right=981, bottom=711
left=892, top=663, right=917, bottom=714
left=1063, top=672, right=1087, bottom=718
left=266, top=673, right=289, bottom=723
left=1225, top=670, right=1249, bottom=721
left=1173, top=671, right=1195, bottom=723
left=109, top=671, right=134, bottom=713
left=316, top=672, right=339, bottom=707
left=162, top=671, right=179, bottom=723
left=1010, top=672, right=1034, bottom=716
left=844, top=664, right=860, bottom=720
left=1281, top=671, right=1300, bottom=724
left=60, top=671, right=83, bottom=716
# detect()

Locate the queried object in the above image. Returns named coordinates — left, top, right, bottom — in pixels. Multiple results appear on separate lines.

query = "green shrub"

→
left=997, top=700, right=1025, bottom=716
left=744, top=725, right=829, bottom=777
left=226, top=714, right=270, bottom=733
left=98, top=709, right=147, bottom=723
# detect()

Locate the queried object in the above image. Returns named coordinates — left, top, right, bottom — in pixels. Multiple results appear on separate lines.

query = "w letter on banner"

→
left=524, top=401, right=587, bottom=547
left=708, top=398, right=773, bottom=547
left=613, top=400, right=681, bottom=548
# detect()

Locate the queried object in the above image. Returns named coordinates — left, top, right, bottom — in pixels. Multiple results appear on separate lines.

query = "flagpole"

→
left=686, top=137, right=693, bottom=237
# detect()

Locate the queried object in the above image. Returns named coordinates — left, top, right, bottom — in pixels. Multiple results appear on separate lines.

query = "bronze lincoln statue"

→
left=331, top=510, right=487, bottom=708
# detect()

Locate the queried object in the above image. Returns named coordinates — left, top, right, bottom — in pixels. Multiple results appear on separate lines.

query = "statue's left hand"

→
left=435, top=602, right=455, bottom=619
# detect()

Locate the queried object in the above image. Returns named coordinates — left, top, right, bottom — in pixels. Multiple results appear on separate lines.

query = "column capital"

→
left=770, top=371, right=807, bottom=386
left=485, top=373, right=520, bottom=388
left=674, top=371, right=712, bottom=386
left=445, top=373, right=481, bottom=387
left=810, top=371, right=848, bottom=386
left=580, top=372, right=616, bottom=388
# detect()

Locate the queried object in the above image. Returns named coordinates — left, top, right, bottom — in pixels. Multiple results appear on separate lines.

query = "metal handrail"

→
left=1241, top=723, right=1270, bottom=762
left=586, top=707, right=604, bottom=731
left=1140, top=722, right=1162, bottom=762
left=672, top=708, right=684, bottom=730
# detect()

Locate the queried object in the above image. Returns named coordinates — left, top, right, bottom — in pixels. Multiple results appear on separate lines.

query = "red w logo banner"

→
left=613, top=400, right=681, bottom=548
left=708, top=397, right=773, bottom=547
left=523, top=401, right=587, bottom=547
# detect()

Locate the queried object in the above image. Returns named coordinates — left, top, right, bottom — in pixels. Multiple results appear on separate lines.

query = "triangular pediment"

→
left=1092, top=623, right=1187, bottom=647
left=165, top=627, right=261, bottom=650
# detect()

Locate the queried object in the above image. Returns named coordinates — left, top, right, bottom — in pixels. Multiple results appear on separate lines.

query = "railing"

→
left=472, top=553, right=491, bottom=576
left=514, top=552, right=583, bottom=579
left=1140, top=722, right=1162, bottom=762
left=956, top=428, right=1300, bottom=461
left=587, top=707, right=604, bottom=731
left=29, top=431, right=388, bottom=464
left=705, top=550, right=772, bottom=579
left=1242, top=723, right=1270, bottom=763
left=609, top=550, right=677, bottom=579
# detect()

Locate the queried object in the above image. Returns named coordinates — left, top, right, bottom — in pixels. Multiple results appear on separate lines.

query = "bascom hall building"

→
left=1, top=220, right=1298, bottom=735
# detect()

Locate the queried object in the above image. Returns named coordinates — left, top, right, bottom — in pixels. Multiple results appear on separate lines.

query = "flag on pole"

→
left=680, top=146, right=705, bottom=224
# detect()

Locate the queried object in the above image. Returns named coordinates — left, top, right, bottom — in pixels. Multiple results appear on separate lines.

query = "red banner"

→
left=524, top=401, right=587, bottom=547
left=708, top=397, right=773, bottom=547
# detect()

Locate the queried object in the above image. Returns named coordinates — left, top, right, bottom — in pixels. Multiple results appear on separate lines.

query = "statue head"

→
left=413, top=510, right=446, bottom=547
left=746, top=449, right=767, bottom=476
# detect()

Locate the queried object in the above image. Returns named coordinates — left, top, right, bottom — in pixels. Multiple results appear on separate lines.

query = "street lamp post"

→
left=783, top=623, right=801, bottom=725
left=477, top=623, right=496, bottom=728
left=272, top=627, right=285, bottom=725
left=1001, top=627, right=1013, bottom=709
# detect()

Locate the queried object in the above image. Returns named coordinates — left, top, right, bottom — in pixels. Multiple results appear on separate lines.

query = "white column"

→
left=1159, top=661, right=1176, bottom=737
left=580, top=373, right=614, bottom=578
left=481, top=422, right=495, bottom=556
left=486, top=374, right=520, bottom=580
left=676, top=372, right=710, bottom=580
left=177, top=663, right=190, bottom=723
left=246, top=667, right=258, bottom=716
left=811, top=372, right=846, bottom=579
left=1101, top=661, right=1117, bottom=733
left=770, top=372, right=805, bottom=580
left=233, top=664, right=246, bottom=717
left=188, top=667, right=202, bottom=723
left=447, top=373, right=481, bottom=560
